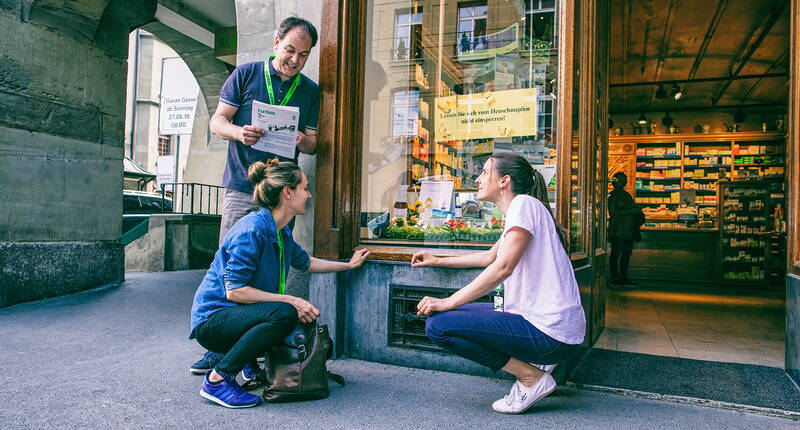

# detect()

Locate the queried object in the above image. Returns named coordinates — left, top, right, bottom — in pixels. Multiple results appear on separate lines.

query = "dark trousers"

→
left=609, top=236, right=635, bottom=281
left=194, top=302, right=297, bottom=376
left=425, top=303, right=579, bottom=372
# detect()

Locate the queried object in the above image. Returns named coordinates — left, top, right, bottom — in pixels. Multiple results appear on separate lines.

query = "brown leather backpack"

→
left=262, top=323, right=344, bottom=403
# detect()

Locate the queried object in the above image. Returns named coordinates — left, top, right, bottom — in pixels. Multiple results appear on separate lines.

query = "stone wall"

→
left=0, top=0, right=156, bottom=307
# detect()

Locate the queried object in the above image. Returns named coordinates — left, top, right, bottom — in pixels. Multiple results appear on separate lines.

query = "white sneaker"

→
left=532, top=363, right=557, bottom=374
left=492, top=374, right=557, bottom=414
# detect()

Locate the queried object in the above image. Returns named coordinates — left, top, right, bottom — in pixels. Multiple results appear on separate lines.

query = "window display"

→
left=360, top=0, right=562, bottom=249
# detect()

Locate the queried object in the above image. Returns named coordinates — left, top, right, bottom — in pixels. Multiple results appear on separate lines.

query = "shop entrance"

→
left=599, top=0, right=789, bottom=368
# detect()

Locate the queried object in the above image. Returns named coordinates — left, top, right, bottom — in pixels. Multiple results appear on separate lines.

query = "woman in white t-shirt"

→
left=411, top=153, right=586, bottom=414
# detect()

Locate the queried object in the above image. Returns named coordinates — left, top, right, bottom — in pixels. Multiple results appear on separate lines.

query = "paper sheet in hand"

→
left=251, top=100, right=299, bottom=159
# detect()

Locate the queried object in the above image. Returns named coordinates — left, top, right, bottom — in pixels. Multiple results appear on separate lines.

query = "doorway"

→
left=599, top=0, right=790, bottom=368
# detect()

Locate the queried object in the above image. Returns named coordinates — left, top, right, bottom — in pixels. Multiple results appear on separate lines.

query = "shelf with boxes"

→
left=614, top=132, right=786, bottom=231
left=718, top=182, right=771, bottom=282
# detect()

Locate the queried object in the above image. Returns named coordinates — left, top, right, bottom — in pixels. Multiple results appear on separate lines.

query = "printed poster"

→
left=434, top=88, right=538, bottom=142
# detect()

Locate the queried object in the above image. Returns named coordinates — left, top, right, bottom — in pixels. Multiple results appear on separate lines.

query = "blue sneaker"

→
left=189, top=351, right=224, bottom=374
left=240, top=361, right=261, bottom=382
left=200, top=371, right=261, bottom=408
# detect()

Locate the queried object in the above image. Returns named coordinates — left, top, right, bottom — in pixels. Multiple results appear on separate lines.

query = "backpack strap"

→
left=327, top=371, right=345, bottom=386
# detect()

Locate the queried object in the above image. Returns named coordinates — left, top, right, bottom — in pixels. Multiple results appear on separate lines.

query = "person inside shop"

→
left=191, top=16, right=321, bottom=375
left=607, top=172, right=642, bottom=286
left=410, top=153, right=586, bottom=414
left=189, top=159, right=369, bottom=408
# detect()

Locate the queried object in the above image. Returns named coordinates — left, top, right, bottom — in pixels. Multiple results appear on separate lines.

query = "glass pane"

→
left=361, top=0, right=562, bottom=249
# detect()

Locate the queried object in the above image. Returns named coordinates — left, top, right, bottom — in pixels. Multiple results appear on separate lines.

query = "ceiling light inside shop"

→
left=638, top=113, right=648, bottom=124
left=671, top=84, right=683, bottom=100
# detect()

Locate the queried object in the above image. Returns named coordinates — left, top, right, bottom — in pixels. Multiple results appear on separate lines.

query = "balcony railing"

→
left=160, top=182, right=225, bottom=215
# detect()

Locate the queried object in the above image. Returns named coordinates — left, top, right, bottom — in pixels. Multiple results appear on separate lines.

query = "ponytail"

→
left=490, top=153, right=569, bottom=253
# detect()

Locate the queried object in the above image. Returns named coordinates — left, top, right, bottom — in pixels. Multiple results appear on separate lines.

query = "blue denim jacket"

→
left=189, top=209, right=310, bottom=336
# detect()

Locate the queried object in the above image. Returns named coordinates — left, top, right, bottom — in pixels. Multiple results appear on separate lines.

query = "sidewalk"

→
left=0, top=271, right=794, bottom=429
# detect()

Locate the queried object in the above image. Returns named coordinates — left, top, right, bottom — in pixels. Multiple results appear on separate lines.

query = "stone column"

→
left=0, top=1, right=156, bottom=307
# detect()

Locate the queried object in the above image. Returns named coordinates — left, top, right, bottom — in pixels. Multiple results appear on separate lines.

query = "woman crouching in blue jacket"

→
left=189, top=158, right=369, bottom=408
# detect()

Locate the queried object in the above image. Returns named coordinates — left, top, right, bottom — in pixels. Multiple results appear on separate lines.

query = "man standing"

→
left=189, top=16, right=320, bottom=375
left=212, top=16, right=320, bottom=244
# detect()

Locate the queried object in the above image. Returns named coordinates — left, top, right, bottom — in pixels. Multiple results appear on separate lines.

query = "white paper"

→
left=418, top=180, right=455, bottom=212
left=250, top=100, right=299, bottom=159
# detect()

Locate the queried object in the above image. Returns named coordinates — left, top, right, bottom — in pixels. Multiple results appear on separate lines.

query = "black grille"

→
left=388, top=284, right=492, bottom=353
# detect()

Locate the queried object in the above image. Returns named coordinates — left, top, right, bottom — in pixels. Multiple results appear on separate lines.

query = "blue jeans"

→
left=425, top=303, right=579, bottom=371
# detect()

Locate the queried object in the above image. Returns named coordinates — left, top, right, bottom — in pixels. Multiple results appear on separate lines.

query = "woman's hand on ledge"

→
left=348, top=248, right=370, bottom=269
left=410, top=250, right=439, bottom=268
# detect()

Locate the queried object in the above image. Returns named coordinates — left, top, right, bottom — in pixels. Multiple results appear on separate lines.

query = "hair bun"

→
left=247, top=161, right=267, bottom=184
left=266, top=157, right=280, bottom=168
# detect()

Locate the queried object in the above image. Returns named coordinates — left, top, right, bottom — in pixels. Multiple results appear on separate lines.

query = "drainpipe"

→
left=128, top=29, right=141, bottom=161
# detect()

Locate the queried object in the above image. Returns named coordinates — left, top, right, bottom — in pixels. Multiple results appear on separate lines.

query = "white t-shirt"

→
left=499, top=194, right=586, bottom=345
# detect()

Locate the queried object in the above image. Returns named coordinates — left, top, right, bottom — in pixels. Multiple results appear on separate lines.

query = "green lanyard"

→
left=275, top=225, right=286, bottom=294
left=265, top=57, right=301, bottom=106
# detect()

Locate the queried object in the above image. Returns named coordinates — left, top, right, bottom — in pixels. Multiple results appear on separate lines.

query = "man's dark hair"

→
left=277, top=16, right=318, bottom=47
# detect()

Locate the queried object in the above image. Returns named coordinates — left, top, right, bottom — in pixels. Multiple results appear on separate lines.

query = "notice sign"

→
left=156, top=155, right=175, bottom=189
left=434, top=88, right=537, bottom=142
left=159, top=57, right=200, bottom=135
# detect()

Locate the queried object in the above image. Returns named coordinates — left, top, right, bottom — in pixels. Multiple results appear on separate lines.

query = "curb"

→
left=566, top=381, right=800, bottom=421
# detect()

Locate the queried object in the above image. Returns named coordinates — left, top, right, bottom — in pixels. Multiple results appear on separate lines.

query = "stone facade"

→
left=0, top=1, right=157, bottom=307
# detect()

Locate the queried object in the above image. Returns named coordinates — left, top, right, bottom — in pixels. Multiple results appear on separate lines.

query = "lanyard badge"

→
left=264, top=57, right=301, bottom=106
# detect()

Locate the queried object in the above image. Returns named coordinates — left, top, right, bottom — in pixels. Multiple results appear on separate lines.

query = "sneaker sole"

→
left=189, top=367, right=209, bottom=375
left=200, top=390, right=260, bottom=409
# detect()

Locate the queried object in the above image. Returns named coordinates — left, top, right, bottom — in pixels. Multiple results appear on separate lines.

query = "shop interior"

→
left=600, top=0, right=788, bottom=367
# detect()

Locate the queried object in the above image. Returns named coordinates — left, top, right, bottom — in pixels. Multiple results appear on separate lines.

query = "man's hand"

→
left=295, top=130, right=317, bottom=154
left=288, top=296, right=320, bottom=323
left=239, top=125, right=265, bottom=146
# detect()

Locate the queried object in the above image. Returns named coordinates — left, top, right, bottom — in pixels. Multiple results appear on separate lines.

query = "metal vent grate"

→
left=388, top=284, right=492, bottom=352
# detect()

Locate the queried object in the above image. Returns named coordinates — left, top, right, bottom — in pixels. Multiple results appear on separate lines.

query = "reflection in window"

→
left=394, top=8, right=423, bottom=61
left=361, top=0, right=561, bottom=249
left=457, top=3, right=488, bottom=53
left=391, top=90, right=420, bottom=138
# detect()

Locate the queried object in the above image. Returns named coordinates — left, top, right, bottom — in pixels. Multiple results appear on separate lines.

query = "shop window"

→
left=361, top=0, right=562, bottom=250
left=158, top=135, right=171, bottom=156
left=394, top=8, right=423, bottom=61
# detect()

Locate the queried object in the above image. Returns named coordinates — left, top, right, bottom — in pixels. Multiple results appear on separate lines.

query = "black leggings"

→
left=194, top=302, right=298, bottom=376
left=609, top=237, right=635, bottom=280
